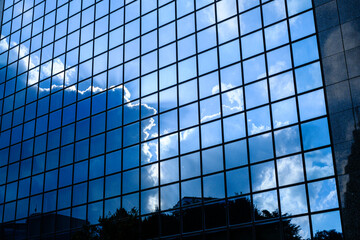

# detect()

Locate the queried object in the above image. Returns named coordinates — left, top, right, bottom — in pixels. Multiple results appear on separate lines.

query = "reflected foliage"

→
left=72, top=208, right=140, bottom=240
left=313, top=230, right=343, bottom=240
left=71, top=197, right=338, bottom=240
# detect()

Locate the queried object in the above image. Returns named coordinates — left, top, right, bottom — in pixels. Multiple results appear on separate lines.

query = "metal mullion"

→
left=3, top=0, right=20, bottom=232
left=239, top=7, right=314, bottom=40
left=164, top=1, right=183, bottom=233
left=140, top=51, right=317, bottom=106
left=53, top=0, right=73, bottom=233
left=240, top=0, right=265, bottom=238
left=192, top=0, right=205, bottom=238
left=213, top=1, right=231, bottom=238
left=258, top=2, right=284, bottom=239
left=0, top=0, right=14, bottom=226
left=172, top=0, right=185, bottom=236
left=153, top=0, right=163, bottom=236
left=119, top=0, right=126, bottom=213
left=20, top=0, right=40, bottom=235
left=69, top=0, right=85, bottom=234
left=137, top=0, right=144, bottom=235
left=286, top=0, right=316, bottom=238
left=43, top=9, right=62, bottom=33
left=139, top=140, right=333, bottom=174
left=0, top=0, right=6, bottom=29
left=102, top=0, right=111, bottom=222
left=310, top=0, right=346, bottom=236
left=287, top=0, right=317, bottom=236
left=0, top=0, right=15, bottom=133
left=34, top=0, right=52, bottom=237
left=11, top=0, right=29, bottom=231
left=83, top=0, right=98, bottom=225
left=231, top=3, right=257, bottom=237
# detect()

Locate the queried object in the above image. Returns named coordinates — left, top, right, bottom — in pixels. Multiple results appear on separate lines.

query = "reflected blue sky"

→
left=0, top=0, right=343, bottom=238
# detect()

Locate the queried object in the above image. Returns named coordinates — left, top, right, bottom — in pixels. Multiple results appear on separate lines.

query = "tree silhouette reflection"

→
left=71, top=196, right=343, bottom=240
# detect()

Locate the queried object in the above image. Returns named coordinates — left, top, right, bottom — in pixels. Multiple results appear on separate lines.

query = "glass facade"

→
left=0, top=0, right=348, bottom=239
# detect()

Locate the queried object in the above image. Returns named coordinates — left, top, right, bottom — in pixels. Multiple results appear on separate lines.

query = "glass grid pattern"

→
left=0, top=0, right=343, bottom=239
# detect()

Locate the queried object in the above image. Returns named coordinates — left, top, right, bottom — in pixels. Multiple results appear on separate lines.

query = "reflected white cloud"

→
left=219, top=84, right=244, bottom=113
left=269, top=71, right=295, bottom=101
left=253, top=190, right=278, bottom=215
left=290, top=216, right=311, bottom=239
left=179, top=128, right=195, bottom=141
left=268, top=60, right=286, bottom=75
left=249, top=122, right=271, bottom=135
left=252, top=161, right=276, bottom=191
left=280, top=185, right=307, bottom=216
left=309, top=179, right=339, bottom=212
left=305, top=151, right=334, bottom=180
left=200, top=112, right=221, bottom=122
left=277, top=155, right=304, bottom=186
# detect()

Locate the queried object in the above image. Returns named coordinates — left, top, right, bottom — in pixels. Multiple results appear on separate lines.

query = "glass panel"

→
left=251, top=161, right=276, bottom=191
left=179, top=79, right=197, bottom=106
left=181, top=152, right=201, bottom=180
left=88, top=201, right=103, bottom=224
left=199, top=72, right=219, bottom=99
left=249, top=133, right=274, bottom=163
left=201, top=120, right=222, bottom=148
left=295, top=62, right=322, bottom=93
left=292, top=36, right=319, bottom=67
left=272, top=98, right=298, bottom=128
left=289, top=11, right=315, bottom=41
left=308, top=179, right=339, bottom=212
left=197, top=26, right=216, bottom=52
left=160, top=110, right=178, bottom=135
left=240, top=7, right=261, bottom=35
left=202, top=146, right=223, bottom=175
left=181, top=178, right=202, bottom=204
left=269, top=71, right=295, bottom=101
left=274, top=126, right=301, bottom=157
left=280, top=185, right=308, bottom=216
left=265, top=20, right=288, bottom=50
left=141, top=163, right=158, bottom=189
left=267, top=46, right=292, bottom=75
left=160, top=158, right=179, bottom=185
left=223, top=113, right=246, bottom=142
left=301, top=118, right=330, bottom=150
left=89, top=178, right=104, bottom=202
left=105, top=173, right=121, bottom=198
left=123, top=169, right=139, bottom=194
left=226, top=167, right=250, bottom=197
left=225, top=140, right=248, bottom=169
left=200, top=96, right=221, bottom=123
left=122, top=193, right=139, bottom=212
left=241, top=30, right=263, bottom=59
left=141, top=139, right=158, bottom=164
left=262, top=0, right=286, bottom=26
left=73, top=183, right=87, bottom=206
left=203, top=173, right=225, bottom=199
left=180, top=126, right=200, bottom=154
left=247, top=106, right=271, bottom=135
left=245, top=80, right=268, bottom=109
left=179, top=103, right=198, bottom=130
left=141, top=188, right=158, bottom=215
left=253, top=190, right=278, bottom=220
left=305, top=148, right=334, bottom=180
left=311, top=211, right=343, bottom=238
left=161, top=183, right=179, bottom=211
left=123, top=145, right=139, bottom=170
left=298, top=89, right=326, bottom=121
left=277, top=154, right=304, bottom=186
